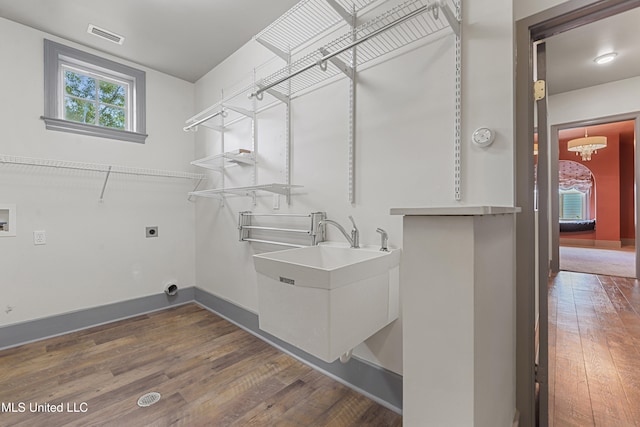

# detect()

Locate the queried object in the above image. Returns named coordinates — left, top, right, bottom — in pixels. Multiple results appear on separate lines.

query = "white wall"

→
left=193, top=0, right=517, bottom=376
left=0, top=17, right=197, bottom=327
left=550, top=76, right=640, bottom=124
left=515, top=0, right=568, bottom=20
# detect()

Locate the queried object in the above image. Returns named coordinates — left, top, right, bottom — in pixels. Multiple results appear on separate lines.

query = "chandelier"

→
left=567, top=129, right=607, bottom=161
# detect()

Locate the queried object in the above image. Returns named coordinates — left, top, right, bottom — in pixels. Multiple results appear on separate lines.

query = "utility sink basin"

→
left=253, top=243, right=400, bottom=363
left=253, top=244, right=400, bottom=289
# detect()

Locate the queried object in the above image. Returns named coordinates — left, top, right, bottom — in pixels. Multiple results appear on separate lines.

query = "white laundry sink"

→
left=253, top=243, right=400, bottom=363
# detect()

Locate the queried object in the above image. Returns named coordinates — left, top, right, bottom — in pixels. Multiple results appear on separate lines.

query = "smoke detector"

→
left=87, top=24, right=125, bottom=45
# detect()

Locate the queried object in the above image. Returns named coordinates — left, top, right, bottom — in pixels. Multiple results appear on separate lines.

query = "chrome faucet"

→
left=376, top=228, right=389, bottom=251
left=319, top=216, right=359, bottom=248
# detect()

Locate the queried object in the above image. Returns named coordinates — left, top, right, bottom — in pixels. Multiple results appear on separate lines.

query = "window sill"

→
left=41, top=116, right=148, bottom=144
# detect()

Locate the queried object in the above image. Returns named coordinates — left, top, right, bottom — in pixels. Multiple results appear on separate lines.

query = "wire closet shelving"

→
left=185, top=0, right=461, bottom=203
left=0, top=154, right=206, bottom=201
left=250, top=0, right=459, bottom=100
left=254, top=0, right=379, bottom=57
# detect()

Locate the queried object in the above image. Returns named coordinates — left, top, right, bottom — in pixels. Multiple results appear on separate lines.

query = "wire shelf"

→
left=254, top=0, right=454, bottom=98
left=255, top=0, right=378, bottom=55
left=191, top=150, right=255, bottom=171
left=0, top=154, right=205, bottom=180
left=189, top=183, right=302, bottom=199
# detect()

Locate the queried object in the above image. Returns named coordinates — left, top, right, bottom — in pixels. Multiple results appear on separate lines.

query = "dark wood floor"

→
left=549, top=271, right=640, bottom=427
left=0, top=304, right=402, bottom=426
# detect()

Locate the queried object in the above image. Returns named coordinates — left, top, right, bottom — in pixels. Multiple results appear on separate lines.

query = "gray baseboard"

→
left=0, top=288, right=195, bottom=350
left=0, top=286, right=402, bottom=413
left=194, top=288, right=403, bottom=413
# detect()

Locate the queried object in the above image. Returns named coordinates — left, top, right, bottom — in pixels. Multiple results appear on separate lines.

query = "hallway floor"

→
left=559, top=245, right=636, bottom=278
left=549, top=271, right=640, bottom=426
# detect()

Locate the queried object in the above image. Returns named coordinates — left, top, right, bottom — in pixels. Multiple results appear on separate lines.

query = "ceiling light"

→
left=87, top=24, right=125, bottom=45
left=567, top=129, right=607, bottom=161
left=593, top=52, right=617, bottom=65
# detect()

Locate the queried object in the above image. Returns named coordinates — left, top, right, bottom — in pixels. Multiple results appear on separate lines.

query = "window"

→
left=559, top=189, right=587, bottom=220
left=43, top=40, right=147, bottom=143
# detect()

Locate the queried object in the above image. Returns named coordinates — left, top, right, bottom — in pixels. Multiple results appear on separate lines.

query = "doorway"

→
left=515, top=1, right=640, bottom=427
left=551, top=118, right=638, bottom=279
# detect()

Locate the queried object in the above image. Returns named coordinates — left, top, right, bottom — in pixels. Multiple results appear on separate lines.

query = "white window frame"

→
left=43, top=39, right=147, bottom=143
left=559, top=188, right=588, bottom=220
left=60, top=63, right=132, bottom=130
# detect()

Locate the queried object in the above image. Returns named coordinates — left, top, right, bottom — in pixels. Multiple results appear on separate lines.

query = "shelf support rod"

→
left=188, top=177, right=205, bottom=202
left=220, top=89, right=226, bottom=207
left=223, top=104, right=254, bottom=118
left=255, top=83, right=289, bottom=104
left=348, top=5, right=357, bottom=205
left=249, top=2, right=439, bottom=99
left=285, top=51, right=292, bottom=206
left=197, top=123, right=226, bottom=132
left=325, top=0, right=354, bottom=24
left=254, top=38, right=290, bottom=61
left=99, top=166, right=112, bottom=201
left=439, top=1, right=460, bottom=37
left=453, top=0, right=462, bottom=200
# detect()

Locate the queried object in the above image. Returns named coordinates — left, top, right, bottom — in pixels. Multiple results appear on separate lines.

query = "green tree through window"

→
left=63, top=69, right=127, bottom=130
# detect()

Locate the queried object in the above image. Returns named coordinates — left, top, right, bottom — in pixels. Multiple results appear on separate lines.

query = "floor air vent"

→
left=137, top=392, right=161, bottom=407
left=87, top=24, right=125, bottom=45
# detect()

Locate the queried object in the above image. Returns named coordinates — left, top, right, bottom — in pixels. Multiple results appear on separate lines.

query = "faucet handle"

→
left=348, top=216, right=359, bottom=248
left=348, top=215, right=358, bottom=230
left=376, top=228, right=389, bottom=252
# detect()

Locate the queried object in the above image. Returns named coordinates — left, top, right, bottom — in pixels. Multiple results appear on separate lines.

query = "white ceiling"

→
left=0, top=1, right=639, bottom=90
left=545, top=6, right=640, bottom=95
left=0, top=0, right=299, bottom=83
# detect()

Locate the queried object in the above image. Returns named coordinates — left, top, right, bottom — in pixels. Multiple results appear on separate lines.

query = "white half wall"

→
left=0, top=17, right=197, bottom=327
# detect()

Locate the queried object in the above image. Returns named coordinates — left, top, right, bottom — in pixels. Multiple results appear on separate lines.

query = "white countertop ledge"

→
left=390, top=206, right=522, bottom=216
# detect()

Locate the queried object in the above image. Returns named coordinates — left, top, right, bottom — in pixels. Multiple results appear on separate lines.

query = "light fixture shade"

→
left=567, top=135, right=607, bottom=161
left=594, top=52, right=617, bottom=65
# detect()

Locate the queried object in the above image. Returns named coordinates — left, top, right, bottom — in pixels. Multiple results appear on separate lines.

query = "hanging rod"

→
left=183, top=108, right=228, bottom=132
left=0, top=154, right=205, bottom=180
left=241, top=225, right=311, bottom=233
left=241, top=238, right=306, bottom=248
left=250, top=1, right=443, bottom=99
left=240, top=212, right=313, bottom=217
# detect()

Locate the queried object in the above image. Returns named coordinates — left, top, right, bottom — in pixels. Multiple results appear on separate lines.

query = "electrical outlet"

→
left=33, top=230, right=46, bottom=245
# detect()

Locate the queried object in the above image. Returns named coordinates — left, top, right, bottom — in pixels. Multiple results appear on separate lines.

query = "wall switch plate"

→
left=146, top=226, right=158, bottom=238
left=33, top=230, right=46, bottom=245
